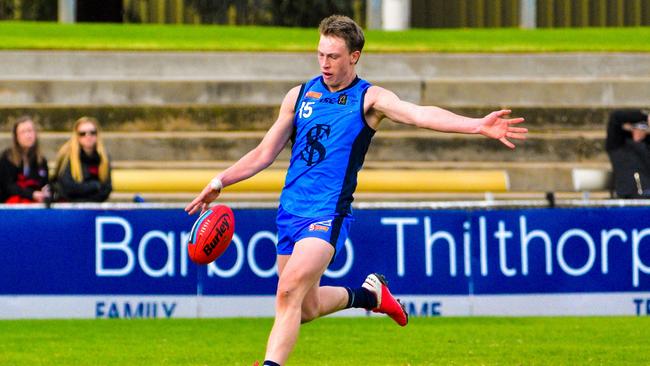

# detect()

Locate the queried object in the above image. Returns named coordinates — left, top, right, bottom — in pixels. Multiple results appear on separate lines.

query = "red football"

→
left=187, top=205, right=235, bottom=265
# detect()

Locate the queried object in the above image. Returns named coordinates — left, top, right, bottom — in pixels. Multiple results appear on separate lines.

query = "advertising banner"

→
left=1, top=205, right=649, bottom=318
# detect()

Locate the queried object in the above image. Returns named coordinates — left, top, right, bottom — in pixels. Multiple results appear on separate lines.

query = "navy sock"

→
left=263, top=361, right=280, bottom=366
left=345, top=287, right=378, bottom=309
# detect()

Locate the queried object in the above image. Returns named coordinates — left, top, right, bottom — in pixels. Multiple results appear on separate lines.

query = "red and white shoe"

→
left=362, top=273, right=408, bottom=326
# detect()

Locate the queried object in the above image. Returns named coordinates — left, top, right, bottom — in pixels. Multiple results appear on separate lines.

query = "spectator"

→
left=0, top=116, right=50, bottom=204
left=53, top=117, right=112, bottom=202
left=606, top=109, right=650, bottom=198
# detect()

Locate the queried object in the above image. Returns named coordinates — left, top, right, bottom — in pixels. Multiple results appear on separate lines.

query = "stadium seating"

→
left=1, top=51, right=644, bottom=201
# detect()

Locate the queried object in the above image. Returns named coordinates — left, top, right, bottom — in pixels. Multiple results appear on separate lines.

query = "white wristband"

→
left=209, top=177, right=223, bottom=192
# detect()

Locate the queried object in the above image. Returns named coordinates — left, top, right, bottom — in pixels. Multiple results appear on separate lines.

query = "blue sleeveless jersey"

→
left=279, top=75, right=375, bottom=218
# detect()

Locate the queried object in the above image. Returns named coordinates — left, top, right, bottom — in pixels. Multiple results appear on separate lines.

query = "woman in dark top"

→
left=53, top=116, right=112, bottom=202
left=0, top=116, right=50, bottom=204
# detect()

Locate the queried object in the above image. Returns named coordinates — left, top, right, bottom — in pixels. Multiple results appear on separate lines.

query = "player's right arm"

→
left=185, top=86, right=300, bottom=215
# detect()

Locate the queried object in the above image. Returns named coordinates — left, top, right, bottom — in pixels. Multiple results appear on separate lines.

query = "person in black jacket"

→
left=0, top=116, right=50, bottom=204
left=53, top=116, right=112, bottom=202
left=606, top=109, right=650, bottom=198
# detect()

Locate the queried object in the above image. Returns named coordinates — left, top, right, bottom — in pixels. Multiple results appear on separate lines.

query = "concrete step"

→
left=2, top=51, right=649, bottom=79
left=0, top=105, right=279, bottom=132
left=0, top=79, right=417, bottom=106
left=110, top=159, right=609, bottom=171
left=2, top=78, right=647, bottom=107
left=0, top=105, right=616, bottom=132
left=2, top=51, right=649, bottom=108
left=422, top=78, right=650, bottom=108
left=0, top=130, right=607, bottom=163
left=108, top=190, right=614, bottom=203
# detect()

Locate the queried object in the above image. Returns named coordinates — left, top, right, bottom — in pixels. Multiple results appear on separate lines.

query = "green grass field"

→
left=1, top=316, right=648, bottom=365
left=1, top=21, right=649, bottom=52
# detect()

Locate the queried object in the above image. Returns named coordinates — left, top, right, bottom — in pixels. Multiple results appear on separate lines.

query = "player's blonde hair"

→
left=319, top=15, right=365, bottom=54
left=55, top=116, right=109, bottom=183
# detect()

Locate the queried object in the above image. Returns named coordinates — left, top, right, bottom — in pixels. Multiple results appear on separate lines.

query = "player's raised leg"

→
left=263, top=237, right=335, bottom=365
left=280, top=254, right=408, bottom=328
left=276, top=255, right=346, bottom=324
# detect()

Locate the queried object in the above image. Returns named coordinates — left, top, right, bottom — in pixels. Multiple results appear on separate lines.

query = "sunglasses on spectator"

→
left=78, top=130, right=97, bottom=137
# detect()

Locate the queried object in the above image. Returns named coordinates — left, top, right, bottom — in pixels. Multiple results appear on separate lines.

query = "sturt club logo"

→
left=300, top=124, right=331, bottom=166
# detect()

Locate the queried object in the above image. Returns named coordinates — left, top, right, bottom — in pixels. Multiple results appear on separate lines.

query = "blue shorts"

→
left=276, top=205, right=353, bottom=259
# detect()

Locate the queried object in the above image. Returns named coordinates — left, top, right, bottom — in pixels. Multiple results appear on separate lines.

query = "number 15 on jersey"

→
left=299, top=101, right=315, bottom=119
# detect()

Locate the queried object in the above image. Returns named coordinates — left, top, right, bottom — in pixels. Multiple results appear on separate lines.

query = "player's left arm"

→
left=366, top=86, right=527, bottom=149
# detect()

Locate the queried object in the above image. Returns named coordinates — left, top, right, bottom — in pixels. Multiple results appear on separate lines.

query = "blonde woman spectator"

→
left=0, top=116, right=50, bottom=204
left=54, top=117, right=112, bottom=202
